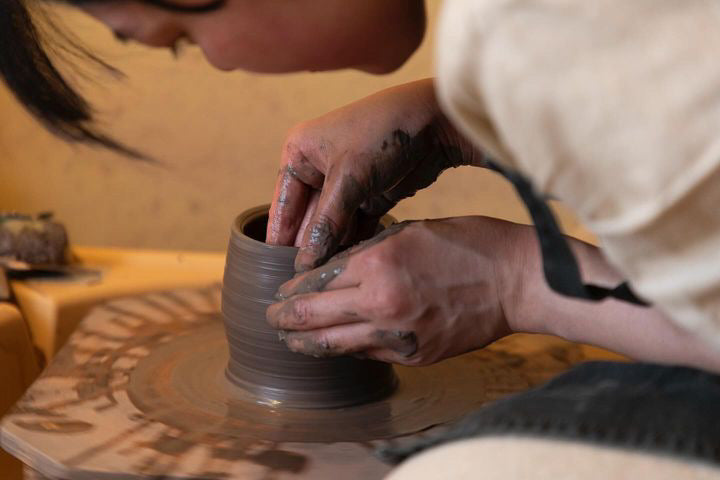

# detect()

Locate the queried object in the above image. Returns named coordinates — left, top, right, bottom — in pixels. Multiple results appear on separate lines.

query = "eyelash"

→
left=113, top=31, right=130, bottom=43
left=72, top=0, right=227, bottom=14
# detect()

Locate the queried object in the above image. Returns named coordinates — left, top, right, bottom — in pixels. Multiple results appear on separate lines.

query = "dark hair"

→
left=0, top=0, right=225, bottom=160
left=71, top=0, right=226, bottom=14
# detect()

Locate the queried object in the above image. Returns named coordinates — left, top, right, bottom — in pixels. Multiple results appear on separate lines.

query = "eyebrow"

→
left=69, top=0, right=227, bottom=14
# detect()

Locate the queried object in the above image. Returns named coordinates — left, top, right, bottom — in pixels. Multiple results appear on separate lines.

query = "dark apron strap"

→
left=486, top=159, right=649, bottom=307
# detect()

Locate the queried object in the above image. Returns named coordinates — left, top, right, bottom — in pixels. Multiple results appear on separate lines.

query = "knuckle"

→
left=313, top=213, right=340, bottom=234
left=283, top=123, right=310, bottom=151
left=306, top=215, right=341, bottom=254
left=398, top=354, right=427, bottom=367
left=285, top=332, right=335, bottom=358
left=290, top=299, right=312, bottom=326
left=265, top=304, right=280, bottom=328
left=285, top=336, right=304, bottom=353
left=370, top=285, right=409, bottom=319
left=362, top=244, right=399, bottom=273
left=282, top=127, right=319, bottom=174
left=377, top=349, right=427, bottom=367
left=315, top=337, right=336, bottom=357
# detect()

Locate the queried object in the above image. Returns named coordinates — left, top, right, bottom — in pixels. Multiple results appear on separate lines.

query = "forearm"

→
left=504, top=225, right=720, bottom=373
left=395, top=78, right=487, bottom=168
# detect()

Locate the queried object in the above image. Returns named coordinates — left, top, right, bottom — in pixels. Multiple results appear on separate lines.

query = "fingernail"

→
left=265, top=304, right=278, bottom=328
left=294, top=249, right=317, bottom=273
left=277, top=279, right=295, bottom=299
left=297, top=222, right=339, bottom=270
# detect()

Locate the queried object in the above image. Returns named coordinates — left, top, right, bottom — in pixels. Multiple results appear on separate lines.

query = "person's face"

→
left=74, top=0, right=426, bottom=73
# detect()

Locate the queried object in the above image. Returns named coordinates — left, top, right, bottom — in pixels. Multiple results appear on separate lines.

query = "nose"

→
left=131, top=28, right=186, bottom=48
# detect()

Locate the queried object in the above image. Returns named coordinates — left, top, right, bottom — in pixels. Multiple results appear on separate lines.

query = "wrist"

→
left=432, top=113, right=482, bottom=168
left=487, top=221, right=537, bottom=335
left=495, top=222, right=558, bottom=336
left=415, top=78, right=481, bottom=169
left=502, top=230, right=629, bottom=340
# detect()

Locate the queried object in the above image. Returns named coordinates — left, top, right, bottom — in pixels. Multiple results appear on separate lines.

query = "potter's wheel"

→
left=0, top=286, right=591, bottom=479
left=129, top=321, right=524, bottom=443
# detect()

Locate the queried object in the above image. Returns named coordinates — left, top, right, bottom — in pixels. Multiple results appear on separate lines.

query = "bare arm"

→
left=504, top=225, right=720, bottom=373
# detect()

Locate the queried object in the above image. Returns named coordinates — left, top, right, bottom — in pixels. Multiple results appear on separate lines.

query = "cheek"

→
left=187, top=18, right=332, bottom=73
left=193, top=32, right=240, bottom=71
left=80, top=2, right=181, bottom=47
left=79, top=3, right=135, bottom=31
left=195, top=30, right=268, bottom=71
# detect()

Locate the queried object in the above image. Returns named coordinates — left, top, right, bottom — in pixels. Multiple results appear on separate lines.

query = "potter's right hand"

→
left=267, top=79, right=481, bottom=272
left=266, top=216, right=526, bottom=365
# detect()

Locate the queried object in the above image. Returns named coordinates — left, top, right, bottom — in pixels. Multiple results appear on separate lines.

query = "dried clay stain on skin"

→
left=277, top=264, right=346, bottom=300
left=373, top=330, right=419, bottom=358
left=286, top=151, right=325, bottom=189
left=298, top=125, right=443, bottom=269
left=372, top=123, right=468, bottom=206
left=284, top=333, right=335, bottom=358
left=284, top=161, right=324, bottom=190
left=277, top=221, right=415, bottom=310
left=304, top=221, right=339, bottom=266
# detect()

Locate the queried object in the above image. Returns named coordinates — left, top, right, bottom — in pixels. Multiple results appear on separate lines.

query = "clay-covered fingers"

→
left=280, top=323, right=375, bottom=358
left=267, top=149, right=325, bottom=246
left=293, top=190, right=320, bottom=247
left=379, top=150, right=452, bottom=207
left=280, top=323, right=418, bottom=359
left=277, top=257, right=356, bottom=299
left=266, top=290, right=366, bottom=331
left=294, top=169, right=366, bottom=272
left=324, top=221, right=413, bottom=265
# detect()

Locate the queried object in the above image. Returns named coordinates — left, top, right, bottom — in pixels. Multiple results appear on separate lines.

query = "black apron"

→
left=379, top=163, right=720, bottom=469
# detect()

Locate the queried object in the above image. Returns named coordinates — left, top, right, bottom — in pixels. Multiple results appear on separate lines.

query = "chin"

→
left=198, top=42, right=412, bottom=75
left=358, top=61, right=407, bottom=75
left=199, top=48, right=303, bottom=73
left=199, top=47, right=238, bottom=72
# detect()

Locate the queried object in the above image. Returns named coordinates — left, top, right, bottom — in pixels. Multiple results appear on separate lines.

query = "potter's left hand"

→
left=266, top=216, right=521, bottom=365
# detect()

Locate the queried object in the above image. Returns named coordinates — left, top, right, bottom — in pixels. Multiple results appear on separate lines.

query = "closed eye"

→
left=142, top=0, right=226, bottom=14
left=71, top=0, right=226, bottom=14
left=113, top=31, right=130, bottom=43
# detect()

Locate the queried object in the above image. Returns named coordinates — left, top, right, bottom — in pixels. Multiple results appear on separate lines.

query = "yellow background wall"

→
left=0, top=1, right=591, bottom=252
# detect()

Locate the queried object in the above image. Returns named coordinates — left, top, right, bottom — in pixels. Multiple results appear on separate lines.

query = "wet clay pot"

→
left=222, top=205, right=398, bottom=409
